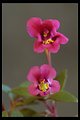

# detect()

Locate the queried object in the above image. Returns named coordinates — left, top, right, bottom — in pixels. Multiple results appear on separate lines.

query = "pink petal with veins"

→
left=48, top=42, right=60, bottom=53
left=27, top=17, right=42, bottom=38
left=55, top=32, right=69, bottom=44
left=49, top=19, right=60, bottom=31
left=28, top=84, right=39, bottom=95
left=34, top=40, right=44, bottom=53
left=27, top=66, right=40, bottom=83
left=40, top=64, right=56, bottom=79
left=51, top=80, right=60, bottom=93
left=39, top=89, right=50, bottom=96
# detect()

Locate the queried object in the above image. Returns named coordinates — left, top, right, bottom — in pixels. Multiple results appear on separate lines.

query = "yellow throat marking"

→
left=43, top=31, right=49, bottom=37
left=43, top=33, right=47, bottom=37
left=43, top=39, right=54, bottom=45
left=39, top=80, right=49, bottom=92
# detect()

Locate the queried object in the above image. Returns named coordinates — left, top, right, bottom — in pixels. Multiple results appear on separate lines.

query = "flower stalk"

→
left=45, top=49, right=51, bottom=66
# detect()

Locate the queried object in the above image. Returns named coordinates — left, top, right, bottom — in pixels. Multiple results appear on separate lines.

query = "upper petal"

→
left=47, top=19, right=60, bottom=32
left=34, top=40, right=44, bottom=53
left=42, top=19, right=54, bottom=31
left=27, top=66, right=40, bottom=83
left=26, top=17, right=42, bottom=38
left=40, top=64, right=56, bottom=79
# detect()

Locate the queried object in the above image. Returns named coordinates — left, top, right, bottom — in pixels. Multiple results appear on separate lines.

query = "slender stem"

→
left=45, top=49, right=51, bottom=66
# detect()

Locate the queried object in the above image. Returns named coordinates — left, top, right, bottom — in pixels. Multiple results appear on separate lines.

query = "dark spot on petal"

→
left=44, top=92, right=47, bottom=95
left=52, top=35, right=59, bottom=41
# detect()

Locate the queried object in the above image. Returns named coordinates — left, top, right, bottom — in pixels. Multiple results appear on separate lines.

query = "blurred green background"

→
left=2, top=3, right=78, bottom=117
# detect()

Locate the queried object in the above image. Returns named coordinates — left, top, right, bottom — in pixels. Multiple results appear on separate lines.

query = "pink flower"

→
left=27, top=64, right=60, bottom=96
left=26, top=17, right=69, bottom=53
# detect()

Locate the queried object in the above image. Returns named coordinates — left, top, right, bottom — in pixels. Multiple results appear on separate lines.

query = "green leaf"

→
left=15, top=96, right=44, bottom=107
left=20, top=108, right=45, bottom=117
left=10, top=87, right=30, bottom=97
left=2, top=84, right=14, bottom=100
left=10, top=81, right=31, bottom=97
left=20, top=108, right=36, bottom=117
left=19, top=81, right=30, bottom=88
left=2, top=82, right=30, bottom=99
left=55, top=69, right=67, bottom=90
left=11, top=110, right=23, bottom=117
left=23, top=96, right=38, bottom=104
left=15, top=96, right=38, bottom=107
left=49, top=91, right=78, bottom=102
left=2, top=111, right=8, bottom=117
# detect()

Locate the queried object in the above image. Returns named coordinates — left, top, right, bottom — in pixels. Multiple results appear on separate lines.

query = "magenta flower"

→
left=27, top=64, right=60, bottom=96
left=26, top=17, right=69, bottom=53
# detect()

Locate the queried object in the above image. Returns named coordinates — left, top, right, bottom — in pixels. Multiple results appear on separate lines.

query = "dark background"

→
left=2, top=3, right=78, bottom=117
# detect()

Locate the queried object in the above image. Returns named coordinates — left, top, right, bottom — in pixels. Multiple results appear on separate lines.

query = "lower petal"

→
left=48, top=43, right=60, bottom=53
left=28, top=84, right=39, bottom=96
left=34, top=40, right=44, bottom=53
left=39, top=89, right=50, bottom=96
left=50, top=80, right=60, bottom=93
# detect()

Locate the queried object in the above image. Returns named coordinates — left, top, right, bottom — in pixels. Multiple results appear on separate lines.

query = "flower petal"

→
left=55, top=32, right=69, bottom=44
left=42, top=19, right=54, bottom=31
left=49, top=19, right=60, bottom=31
left=28, top=84, right=39, bottom=96
left=40, top=64, right=56, bottom=79
left=27, top=66, right=40, bottom=83
left=50, top=80, right=60, bottom=93
left=26, top=17, right=42, bottom=38
left=48, top=42, right=60, bottom=53
left=34, top=40, right=44, bottom=53
left=39, top=89, right=50, bottom=96
left=39, top=91, right=46, bottom=96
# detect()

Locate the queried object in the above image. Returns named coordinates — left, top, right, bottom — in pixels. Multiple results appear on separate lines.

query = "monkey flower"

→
left=26, top=17, right=69, bottom=53
left=27, top=64, right=60, bottom=96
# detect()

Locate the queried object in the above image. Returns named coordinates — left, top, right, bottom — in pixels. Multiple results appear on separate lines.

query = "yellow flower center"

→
left=39, top=80, right=49, bottom=92
left=43, top=39, right=54, bottom=45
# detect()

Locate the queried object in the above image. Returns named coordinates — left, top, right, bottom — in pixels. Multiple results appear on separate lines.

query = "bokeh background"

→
left=2, top=3, right=78, bottom=117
